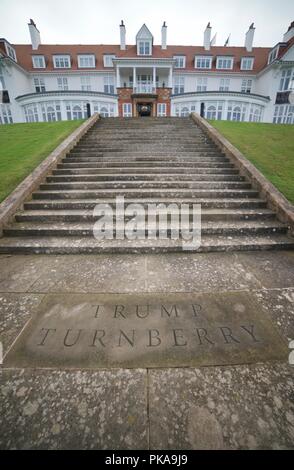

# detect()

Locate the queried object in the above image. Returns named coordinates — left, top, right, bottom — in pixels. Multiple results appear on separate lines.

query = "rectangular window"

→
left=41, top=101, right=62, bottom=122
left=103, top=55, right=116, bottom=67
left=0, top=104, right=13, bottom=124
left=273, top=104, right=294, bottom=124
left=0, top=72, right=5, bottom=90
left=268, top=47, right=279, bottom=64
left=241, top=78, right=252, bottom=93
left=103, top=75, right=115, bottom=94
left=173, top=56, right=186, bottom=68
left=24, top=104, right=39, bottom=123
left=241, top=57, right=254, bottom=70
left=57, top=77, right=69, bottom=91
left=32, top=55, right=46, bottom=68
left=34, top=77, right=46, bottom=93
left=279, top=69, right=294, bottom=91
left=219, top=78, right=230, bottom=91
left=138, top=41, right=151, bottom=55
left=195, top=56, right=212, bottom=69
left=216, top=57, right=234, bottom=70
left=196, top=77, right=207, bottom=92
left=157, top=103, right=167, bottom=117
left=81, top=76, right=91, bottom=91
left=53, top=55, right=71, bottom=68
left=174, top=76, right=185, bottom=95
left=78, top=55, right=95, bottom=68
left=123, top=103, right=132, bottom=117
left=5, top=43, right=17, bottom=62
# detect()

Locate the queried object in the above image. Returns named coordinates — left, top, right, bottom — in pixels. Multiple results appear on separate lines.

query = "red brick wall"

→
left=117, top=87, right=172, bottom=117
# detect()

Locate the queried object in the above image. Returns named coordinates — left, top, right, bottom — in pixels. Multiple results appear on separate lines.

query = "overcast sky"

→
left=0, top=0, right=293, bottom=47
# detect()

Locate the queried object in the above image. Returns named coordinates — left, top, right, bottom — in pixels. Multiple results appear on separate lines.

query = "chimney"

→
left=245, top=23, right=255, bottom=52
left=161, top=21, right=167, bottom=50
left=28, top=19, right=41, bottom=50
left=120, top=20, right=126, bottom=50
left=283, top=21, right=294, bottom=42
left=204, top=23, right=212, bottom=51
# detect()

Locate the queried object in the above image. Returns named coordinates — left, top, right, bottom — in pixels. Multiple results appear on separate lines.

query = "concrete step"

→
left=63, top=157, right=230, bottom=164
left=39, top=181, right=252, bottom=191
left=47, top=174, right=245, bottom=182
left=4, top=220, right=287, bottom=238
left=32, top=189, right=260, bottom=200
left=24, top=198, right=268, bottom=210
left=53, top=168, right=240, bottom=175
left=57, top=162, right=235, bottom=169
left=68, top=151, right=223, bottom=158
left=16, top=208, right=277, bottom=224
left=0, top=233, right=293, bottom=254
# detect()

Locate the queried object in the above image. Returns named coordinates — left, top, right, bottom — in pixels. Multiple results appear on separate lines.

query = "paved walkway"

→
left=0, top=251, right=293, bottom=449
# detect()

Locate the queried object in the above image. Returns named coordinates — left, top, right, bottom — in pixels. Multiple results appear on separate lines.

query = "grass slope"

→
left=210, top=121, right=294, bottom=204
left=0, top=120, right=84, bottom=202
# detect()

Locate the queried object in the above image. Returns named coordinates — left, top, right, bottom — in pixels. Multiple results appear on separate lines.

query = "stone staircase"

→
left=0, top=116, right=293, bottom=254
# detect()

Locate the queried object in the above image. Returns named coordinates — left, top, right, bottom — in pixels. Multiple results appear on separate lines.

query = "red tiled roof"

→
left=7, top=43, right=274, bottom=74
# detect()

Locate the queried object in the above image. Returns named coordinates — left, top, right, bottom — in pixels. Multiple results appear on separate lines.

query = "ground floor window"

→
left=41, top=101, right=62, bottom=122
left=24, top=104, right=39, bottom=122
left=205, top=101, right=223, bottom=120
left=157, top=103, right=167, bottom=117
left=123, top=103, right=132, bottom=117
left=0, top=105, right=13, bottom=124
left=249, top=104, right=262, bottom=122
left=93, top=101, right=115, bottom=117
left=273, top=105, right=294, bottom=124
left=227, top=101, right=247, bottom=122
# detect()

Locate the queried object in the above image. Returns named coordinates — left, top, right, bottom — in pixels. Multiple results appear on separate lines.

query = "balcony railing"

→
left=133, top=84, right=156, bottom=94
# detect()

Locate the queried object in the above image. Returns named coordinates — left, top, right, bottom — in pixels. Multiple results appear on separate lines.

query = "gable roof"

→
left=135, top=24, right=154, bottom=40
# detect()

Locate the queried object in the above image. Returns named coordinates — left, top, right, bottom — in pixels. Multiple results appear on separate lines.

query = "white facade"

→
left=0, top=20, right=294, bottom=124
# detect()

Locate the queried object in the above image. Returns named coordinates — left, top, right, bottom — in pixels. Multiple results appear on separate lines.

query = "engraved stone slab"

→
left=4, top=292, right=288, bottom=368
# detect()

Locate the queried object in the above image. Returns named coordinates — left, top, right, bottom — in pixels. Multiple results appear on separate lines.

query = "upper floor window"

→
left=219, top=78, right=230, bottom=91
left=241, top=78, right=252, bottom=93
left=173, top=56, right=186, bottom=68
left=57, top=77, right=69, bottom=91
left=174, top=76, right=185, bottom=95
left=268, top=47, right=279, bottom=64
left=103, top=55, right=116, bottom=67
left=138, top=41, right=151, bottom=55
left=216, top=57, right=234, bottom=70
left=78, top=54, right=95, bottom=68
left=196, top=77, right=207, bottom=92
left=279, top=69, right=294, bottom=91
left=195, top=56, right=212, bottom=69
left=5, top=43, right=17, bottom=62
left=241, top=57, right=254, bottom=71
left=0, top=72, right=5, bottom=90
left=81, top=76, right=91, bottom=91
left=53, top=55, right=71, bottom=69
left=34, top=77, right=46, bottom=93
left=32, top=55, right=46, bottom=68
left=104, top=75, right=114, bottom=94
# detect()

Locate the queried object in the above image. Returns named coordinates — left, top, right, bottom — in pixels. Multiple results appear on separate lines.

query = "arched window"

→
left=73, top=105, right=83, bottom=120
left=27, top=109, right=34, bottom=123
left=232, top=106, right=241, bottom=121
left=47, top=106, right=56, bottom=122
left=180, top=106, right=189, bottom=117
left=100, top=106, right=109, bottom=117
left=206, top=105, right=216, bottom=120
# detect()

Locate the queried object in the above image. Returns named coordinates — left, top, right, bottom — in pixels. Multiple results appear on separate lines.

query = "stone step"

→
left=64, top=157, right=230, bottom=164
left=69, top=151, right=222, bottom=158
left=24, top=198, right=268, bottom=210
left=0, top=233, right=293, bottom=254
left=32, top=189, right=259, bottom=200
left=47, top=174, right=245, bottom=182
left=53, top=168, right=240, bottom=175
left=4, top=220, right=287, bottom=238
left=16, top=208, right=277, bottom=224
left=57, top=162, right=235, bottom=169
left=39, top=181, right=252, bottom=191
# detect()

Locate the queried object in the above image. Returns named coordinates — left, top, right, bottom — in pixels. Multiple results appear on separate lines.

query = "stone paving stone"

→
left=29, top=255, right=147, bottom=293
left=236, top=251, right=294, bottom=289
left=149, top=364, right=294, bottom=450
left=0, top=368, right=147, bottom=450
left=0, top=293, right=44, bottom=356
left=146, top=253, right=261, bottom=292
left=253, top=288, right=294, bottom=342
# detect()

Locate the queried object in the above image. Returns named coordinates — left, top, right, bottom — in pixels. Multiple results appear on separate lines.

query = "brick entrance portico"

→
left=117, top=87, right=172, bottom=117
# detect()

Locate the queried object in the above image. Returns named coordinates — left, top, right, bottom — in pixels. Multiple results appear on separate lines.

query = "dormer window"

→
left=78, top=54, right=95, bottom=68
left=268, top=46, right=279, bottom=64
left=174, top=56, right=186, bottom=68
left=136, top=24, right=153, bottom=56
left=241, top=57, right=254, bottom=70
left=53, top=55, right=71, bottom=69
left=103, top=55, right=116, bottom=67
left=32, top=55, right=46, bottom=68
left=138, top=41, right=151, bottom=55
left=195, top=56, right=213, bottom=69
left=216, top=56, right=234, bottom=70
left=5, top=42, right=17, bottom=62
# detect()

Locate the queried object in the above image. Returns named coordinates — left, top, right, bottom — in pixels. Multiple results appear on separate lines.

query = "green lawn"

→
left=209, top=121, right=294, bottom=204
left=0, top=120, right=84, bottom=202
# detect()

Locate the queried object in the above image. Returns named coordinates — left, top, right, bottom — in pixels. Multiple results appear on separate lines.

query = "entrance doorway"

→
left=137, top=103, right=152, bottom=117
